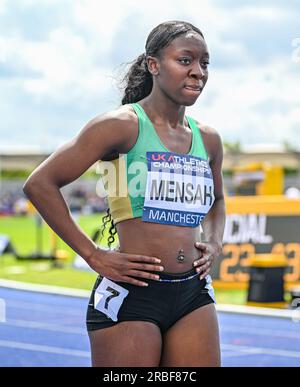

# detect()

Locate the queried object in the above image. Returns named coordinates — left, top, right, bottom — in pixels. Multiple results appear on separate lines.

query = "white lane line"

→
left=221, top=326, right=300, bottom=340
left=216, top=304, right=299, bottom=320
left=5, top=300, right=84, bottom=316
left=222, top=351, right=253, bottom=359
left=0, top=298, right=5, bottom=323
left=222, top=344, right=300, bottom=359
left=0, top=339, right=90, bottom=358
left=0, top=280, right=91, bottom=298
left=3, top=319, right=86, bottom=335
left=1, top=281, right=300, bottom=320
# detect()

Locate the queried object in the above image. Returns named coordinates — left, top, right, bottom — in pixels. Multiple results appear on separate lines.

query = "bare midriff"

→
left=116, top=218, right=202, bottom=273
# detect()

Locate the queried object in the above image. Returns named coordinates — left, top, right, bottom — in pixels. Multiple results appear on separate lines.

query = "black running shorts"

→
left=86, top=268, right=215, bottom=334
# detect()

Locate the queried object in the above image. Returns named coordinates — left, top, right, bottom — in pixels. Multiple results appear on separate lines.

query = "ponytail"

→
left=121, top=53, right=153, bottom=105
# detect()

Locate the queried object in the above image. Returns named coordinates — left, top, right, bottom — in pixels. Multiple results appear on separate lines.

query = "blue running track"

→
left=0, top=287, right=300, bottom=367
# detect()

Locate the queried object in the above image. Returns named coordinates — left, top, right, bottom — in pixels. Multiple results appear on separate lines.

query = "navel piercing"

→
left=176, top=249, right=185, bottom=263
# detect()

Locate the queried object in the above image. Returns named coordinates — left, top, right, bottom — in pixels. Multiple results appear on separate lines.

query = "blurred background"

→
left=1, top=0, right=300, bottom=306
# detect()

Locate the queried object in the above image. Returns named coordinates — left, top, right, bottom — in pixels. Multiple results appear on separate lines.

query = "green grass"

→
left=0, top=255, right=97, bottom=289
left=214, top=288, right=247, bottom=305
left=0, top=214, right=246, bottom=303
left=0, top=213, right=107, bottom=289
left=0, top=213, right=108, bottom=256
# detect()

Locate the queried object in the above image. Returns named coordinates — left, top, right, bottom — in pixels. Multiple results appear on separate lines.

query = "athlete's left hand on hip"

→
left=193, top=241, right=222, bottom=280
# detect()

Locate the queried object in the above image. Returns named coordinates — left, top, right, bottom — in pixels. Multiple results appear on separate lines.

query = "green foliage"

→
left=282, top=140, right=298, bottom=153
left=1, top=168, right=97, bottom=180
left=222, top=169, right=233, bottom=177
left=283, top=167, right=299, bottom=176
left=223, top=141, right=242, bottom=153
left=1, top=169, right=31, bottom=179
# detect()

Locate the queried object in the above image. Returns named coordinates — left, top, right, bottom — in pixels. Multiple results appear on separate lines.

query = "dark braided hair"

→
left=101, top=21, right=204, bottom=249
left=99, top=207, right=118, bottom=250
left=121, top=20, right=204, bottom=105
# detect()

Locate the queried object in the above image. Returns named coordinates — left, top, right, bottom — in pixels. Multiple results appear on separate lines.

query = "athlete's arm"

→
left=193, top=123, right=226, bottom=278
left=23, top=108, right=164, bottom=285
left=201, top=125, right=226, bottom=249
left=23, top=108, right=134, bottom=257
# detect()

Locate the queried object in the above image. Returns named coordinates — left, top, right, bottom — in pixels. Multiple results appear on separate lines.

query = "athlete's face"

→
left=148, top=33, right=209, bottom=106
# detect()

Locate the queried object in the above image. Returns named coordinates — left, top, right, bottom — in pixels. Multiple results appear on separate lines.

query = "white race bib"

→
left=142, top=151, right=215, bottom=227
left=94, top=277, right=129, bottom=322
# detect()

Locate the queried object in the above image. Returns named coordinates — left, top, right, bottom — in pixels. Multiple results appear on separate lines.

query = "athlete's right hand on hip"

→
left=87, top=248, right=164, bottom=287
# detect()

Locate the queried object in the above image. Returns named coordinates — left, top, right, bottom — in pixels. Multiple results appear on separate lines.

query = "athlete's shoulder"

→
left=91, top=104, right=137, bottom=128
left=192, top=118, right=223, bottom=162
left=192, top=118, right=221, bottom=139
left=86, top=104, right=138, bottom=155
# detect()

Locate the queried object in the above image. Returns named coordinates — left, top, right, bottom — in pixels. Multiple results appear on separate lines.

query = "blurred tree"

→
left=223, top=141, right=242, bottom=153
left=282, top=140, right=298, bottom=153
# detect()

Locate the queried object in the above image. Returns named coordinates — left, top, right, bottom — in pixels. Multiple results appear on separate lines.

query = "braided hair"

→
left=99, top=207, right=118, bottom=250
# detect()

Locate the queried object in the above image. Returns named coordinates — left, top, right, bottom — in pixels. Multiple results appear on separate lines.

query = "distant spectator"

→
left=69, top=188, right=86, bottom=213
left=13, top=197, right=29, bottom=216
left=0, top=193, right=15, bottom=215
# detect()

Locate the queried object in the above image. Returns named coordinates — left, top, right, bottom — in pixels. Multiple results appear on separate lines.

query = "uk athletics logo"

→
left=142, top=151, right=215, bottom=227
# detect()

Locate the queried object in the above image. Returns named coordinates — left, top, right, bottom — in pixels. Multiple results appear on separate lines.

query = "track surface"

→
left=0, top=287, right=299, bottom=367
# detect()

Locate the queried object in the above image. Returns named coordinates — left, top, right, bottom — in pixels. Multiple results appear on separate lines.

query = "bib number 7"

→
left=94, top=277, right=129, bottom=322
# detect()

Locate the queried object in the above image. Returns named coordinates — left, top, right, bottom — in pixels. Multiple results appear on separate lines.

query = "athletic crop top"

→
left=99, top=102, right=215, bottom=227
